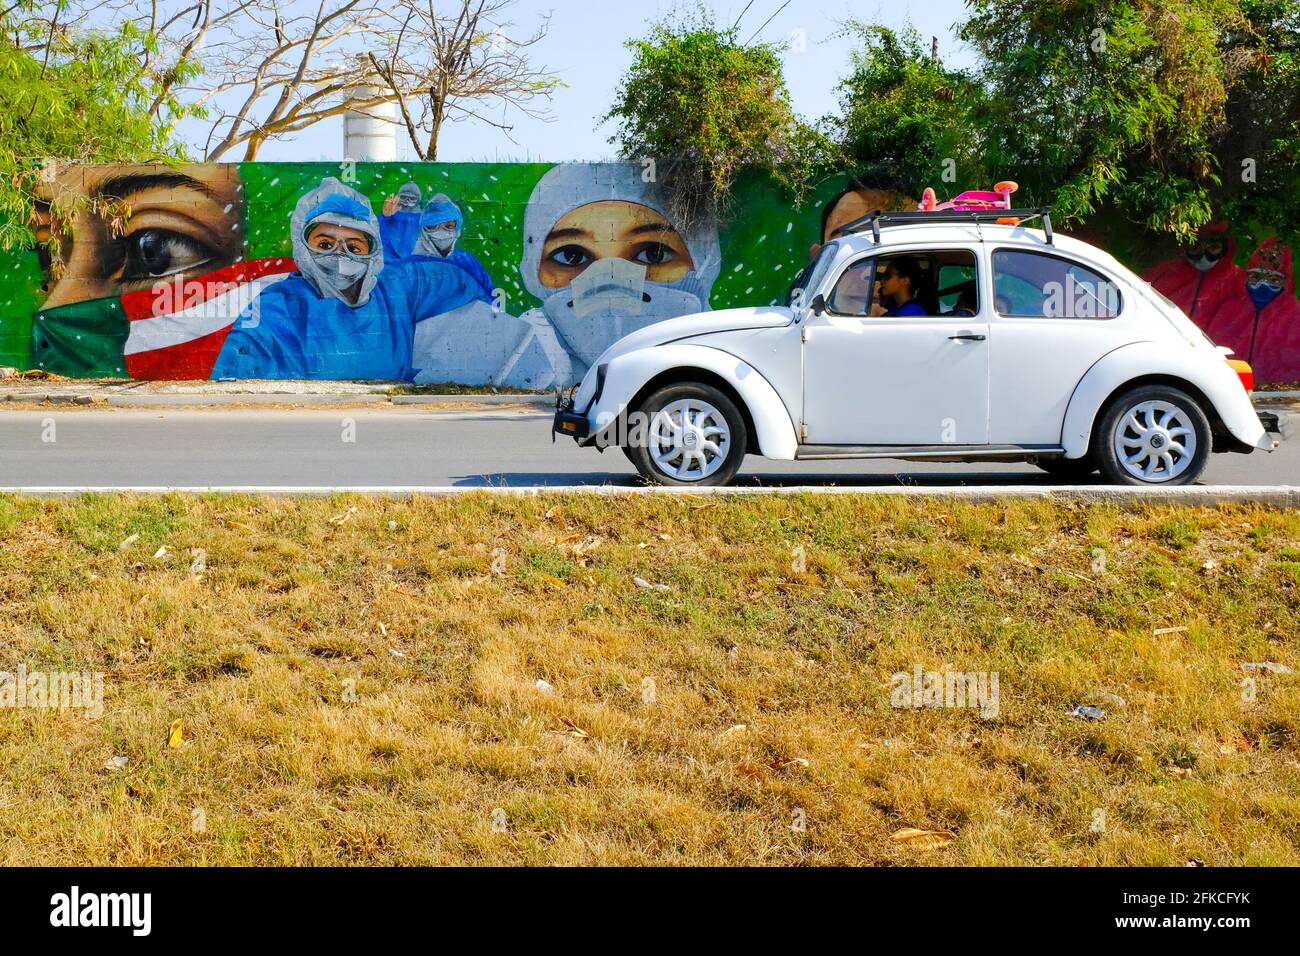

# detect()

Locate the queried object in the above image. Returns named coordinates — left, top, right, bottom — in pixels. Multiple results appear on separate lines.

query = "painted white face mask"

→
left=309, top=250, right=371, bottom=293
left=422, top=226, right=460, bottom=256
left=542, top=257, right=707, bottom=366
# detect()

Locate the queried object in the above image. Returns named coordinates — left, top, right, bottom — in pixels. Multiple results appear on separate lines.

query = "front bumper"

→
left=552, top=384, right=592, bottom=441
left=553, top=407, right=591, bottom=441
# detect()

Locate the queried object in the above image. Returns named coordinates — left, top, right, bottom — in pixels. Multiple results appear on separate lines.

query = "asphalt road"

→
left=0, top=405, right=1295, bottom=489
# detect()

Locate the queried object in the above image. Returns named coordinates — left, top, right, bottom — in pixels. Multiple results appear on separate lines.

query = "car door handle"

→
left=948, top=333, right=986, bottom=341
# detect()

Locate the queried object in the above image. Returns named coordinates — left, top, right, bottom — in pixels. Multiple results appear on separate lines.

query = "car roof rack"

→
left=831, top=206, right=1054, bottom=246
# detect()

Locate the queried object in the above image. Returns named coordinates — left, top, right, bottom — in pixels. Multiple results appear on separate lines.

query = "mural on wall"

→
left=1143, top=224, right=1300, bottom=385
left=4, top=162, right=1298, bottom=386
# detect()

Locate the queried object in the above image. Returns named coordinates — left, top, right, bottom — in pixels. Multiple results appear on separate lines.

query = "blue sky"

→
left=181, top=0, right=977, bottom=162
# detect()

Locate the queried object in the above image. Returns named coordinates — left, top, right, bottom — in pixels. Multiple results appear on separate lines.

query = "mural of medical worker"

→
left=210, top=177, right=485, bottom=381
left=786, top=178, right=910, bottom=304
left=1144, top=222, right=1252, bottom=329
left=27, top=164, right=248, bottom=377
left=1238, top=239, right=1300, bottom=384
left=411, top=194, right=494, bottom=297
left=378, top=181, right=424, bottom=261
left=818, top=180, right=912, bottom=251
left=412, top=163, right=721, bottom=390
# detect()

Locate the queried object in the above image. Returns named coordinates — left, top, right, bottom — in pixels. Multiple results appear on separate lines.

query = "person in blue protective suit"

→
left=210, top=177, right=484, bottom=381
left=409, top=193, right=495, bottom=298
left=378, top=181, right=423, bottom=261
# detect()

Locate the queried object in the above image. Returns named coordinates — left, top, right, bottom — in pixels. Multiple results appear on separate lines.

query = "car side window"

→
left=827, top=257, right=876, bottom=315
left=992, top=249, right=1121, bottom=318
left=828, top=249, right=979, bottom=318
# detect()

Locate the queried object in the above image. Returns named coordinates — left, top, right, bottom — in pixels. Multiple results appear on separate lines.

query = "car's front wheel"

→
left=1094, top=385, right=1211, bottom=485
left=626, top=383, right=748, bottom=486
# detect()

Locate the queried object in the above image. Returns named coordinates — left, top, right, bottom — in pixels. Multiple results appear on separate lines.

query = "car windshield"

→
left=786, top=241, right=839, bottom=308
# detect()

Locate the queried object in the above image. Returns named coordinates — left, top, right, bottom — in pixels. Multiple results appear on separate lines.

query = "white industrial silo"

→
left=343, top=84, right=398, bottom=161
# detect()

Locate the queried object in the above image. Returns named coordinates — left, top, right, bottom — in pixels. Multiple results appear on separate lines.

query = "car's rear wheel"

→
left=626, top=383, right=748, bottom=486
left=1094, top=385, right=1211, bottom=485
left=1034, top=455, right=1097, bottom=481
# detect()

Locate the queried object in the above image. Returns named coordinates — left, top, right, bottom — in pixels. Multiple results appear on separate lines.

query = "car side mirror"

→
left=809, top=293, right=826, bottom=316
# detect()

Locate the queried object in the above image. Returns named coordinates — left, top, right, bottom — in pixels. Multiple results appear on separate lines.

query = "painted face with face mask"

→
left=519, top=164, right=721, bottom=368
left=305, top=224, right=376, bottom=295
left=1185, top=236, right=1229, bottom=273
left=397, top=182, right=422, bottom=211
left=291, top=178, right=384, bottom=307
left=1247, top=242, right=1286, bottom=311
left=414, top=195, right=463, bottom=257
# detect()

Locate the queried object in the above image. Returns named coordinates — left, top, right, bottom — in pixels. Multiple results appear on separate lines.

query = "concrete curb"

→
left=1, top=485, right=1295, bottom=507
left=390, top=393, right=553, bottom=405
left=104, top=393, right=394, bottom=407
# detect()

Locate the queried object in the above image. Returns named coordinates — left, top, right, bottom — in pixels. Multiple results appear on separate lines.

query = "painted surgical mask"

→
left=307, top=246, right=374, bottom=293
left=1247, top=269, right=1284, bottom=310
left=541, top=256, right=709, bottom=366
left=421, top=225, right=461, bottom=256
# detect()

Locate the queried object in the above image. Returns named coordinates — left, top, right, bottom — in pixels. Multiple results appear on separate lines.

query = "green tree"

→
left=0, top=1, right=201, bottom=252
left=831, top=23, right=985, bottom=196
left=602, top=6, right=825, bottom=226
left=1218, top=0, right=1300, bottom=244
left=958, top=0, right=1299, bottom=239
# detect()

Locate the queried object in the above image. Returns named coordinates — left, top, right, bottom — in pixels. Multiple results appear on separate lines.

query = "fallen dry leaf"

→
left=890, top=827, right=955, bottom=849
left=774, top=757, right=810, bottom=770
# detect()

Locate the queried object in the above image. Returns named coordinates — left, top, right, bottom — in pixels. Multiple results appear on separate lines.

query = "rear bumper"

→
left=1257, top=409, right=1291, bottom=444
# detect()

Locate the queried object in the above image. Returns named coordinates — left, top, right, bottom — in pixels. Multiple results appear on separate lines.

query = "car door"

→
left=801, top=249, right=990, bottom=446
left=985, top=247, right=1141, bottom=444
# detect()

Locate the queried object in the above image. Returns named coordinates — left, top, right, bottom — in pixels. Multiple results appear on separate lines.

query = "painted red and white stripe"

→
left=123, top=258, right=296, bottom=379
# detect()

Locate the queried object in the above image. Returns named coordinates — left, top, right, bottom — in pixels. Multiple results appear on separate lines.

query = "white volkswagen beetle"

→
left=553, top=207, right=1285, bottom=486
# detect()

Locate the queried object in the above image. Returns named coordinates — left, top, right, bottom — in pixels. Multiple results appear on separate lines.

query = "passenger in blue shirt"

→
left=211, top=177, right=483, bottom=381
left=409, top=194, right=495, bottom=299
left=378, top=181, right=423, bottom=261
left=875, top=256, right=928, bottom=317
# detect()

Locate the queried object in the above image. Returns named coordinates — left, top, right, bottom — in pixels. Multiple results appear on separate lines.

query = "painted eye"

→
left=549, top=245, right=593, bottom=268
left=633, top=243, right=674, bottom=266
left=121, top=229, right=214, bottom=281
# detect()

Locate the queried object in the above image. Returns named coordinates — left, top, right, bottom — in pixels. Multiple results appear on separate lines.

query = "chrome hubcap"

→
left=649, top=399, right=731, bottom=481
left=1112, top=400, right=1197, bottom=482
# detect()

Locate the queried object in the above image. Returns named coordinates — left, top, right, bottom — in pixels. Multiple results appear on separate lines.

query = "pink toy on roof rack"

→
left=919, top=181, right=1020, bottom=222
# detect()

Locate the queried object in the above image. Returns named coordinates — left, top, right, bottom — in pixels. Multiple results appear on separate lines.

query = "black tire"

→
left=1034, top=455, right=1097, bottom=481
left=1094, top=384, right=1212, bottom=485
left=626, top=382, right=748, bottom=486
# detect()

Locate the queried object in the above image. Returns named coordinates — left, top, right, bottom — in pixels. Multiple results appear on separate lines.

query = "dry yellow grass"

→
left=0, top=492, right=1296, bottom=866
